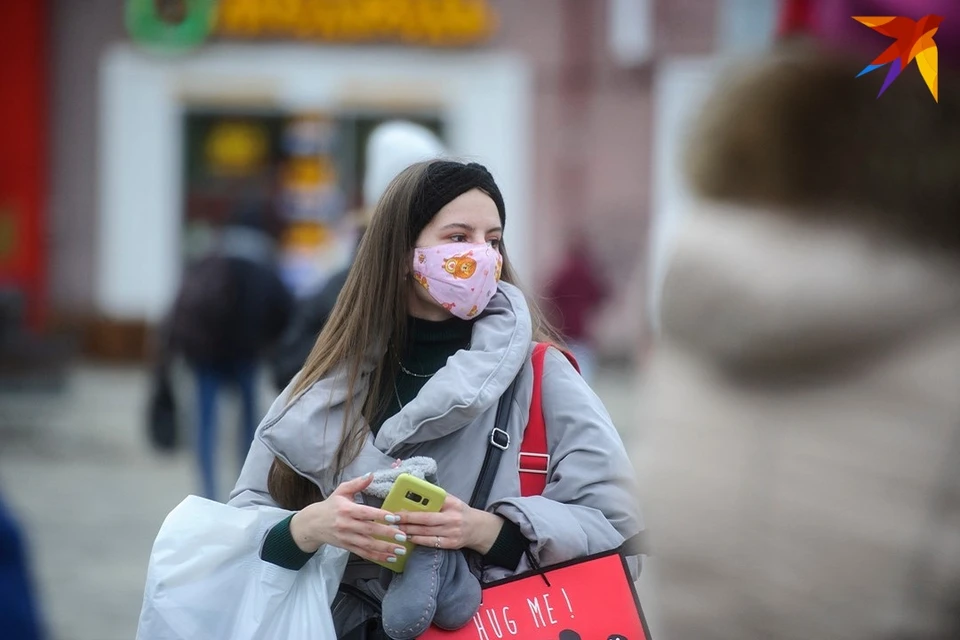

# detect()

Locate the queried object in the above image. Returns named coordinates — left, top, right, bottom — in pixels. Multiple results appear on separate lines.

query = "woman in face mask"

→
left=228, top=160, right=643, bottom=638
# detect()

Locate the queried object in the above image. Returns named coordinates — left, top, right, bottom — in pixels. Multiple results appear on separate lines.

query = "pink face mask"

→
left=411, top=242, right=503, bottom=320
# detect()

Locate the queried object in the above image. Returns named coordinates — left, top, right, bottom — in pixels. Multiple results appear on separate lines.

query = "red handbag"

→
left=418, top=549, right=649, bottom=640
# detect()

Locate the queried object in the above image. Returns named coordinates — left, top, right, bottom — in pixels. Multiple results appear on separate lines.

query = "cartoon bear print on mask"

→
left=443, top=253, right=478, bottom=279
left=412, top=271, right=429, bottom=290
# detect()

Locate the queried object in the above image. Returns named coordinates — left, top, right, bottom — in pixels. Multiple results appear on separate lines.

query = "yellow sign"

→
left=216, top=0, right=497, bottom=46
left=204, top=121, right=269, bottom=175
left=283, top=156, right=337, bottom=189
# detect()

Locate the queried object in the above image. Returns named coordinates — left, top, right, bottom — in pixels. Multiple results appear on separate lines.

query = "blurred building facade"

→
left=13, top=0, right=781, bottom=363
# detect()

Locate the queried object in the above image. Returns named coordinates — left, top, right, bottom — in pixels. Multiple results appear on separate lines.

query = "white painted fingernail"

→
left=385, top=514, right=400, bottom=523
left=394, top=547, right=406, bottom=556
left=390, top=524, right=400, bottom=529
left=387, top=556, right=397, bottom=563
left=394, top=533, right=407, bottom=542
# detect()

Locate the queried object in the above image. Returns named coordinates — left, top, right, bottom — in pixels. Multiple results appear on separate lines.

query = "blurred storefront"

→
left=91, top=0, right=532, bottom=359
left=40, top=0, right=757, bottom=362
left=105, top=0, right=499, bottom=319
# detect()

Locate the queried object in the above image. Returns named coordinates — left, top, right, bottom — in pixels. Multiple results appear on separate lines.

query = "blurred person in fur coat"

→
left=637, top=1, right=960, bottom=639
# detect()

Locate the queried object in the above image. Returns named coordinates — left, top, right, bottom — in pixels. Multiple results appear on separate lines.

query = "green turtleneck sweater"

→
left=373, top=316, right=474, bottom=433
left=260, top=317, right=529, bottom=571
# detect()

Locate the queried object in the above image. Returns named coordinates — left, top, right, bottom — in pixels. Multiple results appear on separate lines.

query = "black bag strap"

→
left=465, top=373, right=646, bottom=590
left=468, top=375, right=520, bottom=509
left=334, top=374, right=523, bottom=634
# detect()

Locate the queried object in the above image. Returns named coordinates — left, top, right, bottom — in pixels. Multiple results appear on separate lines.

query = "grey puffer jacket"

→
left=229, top=282, right=643, bottom=584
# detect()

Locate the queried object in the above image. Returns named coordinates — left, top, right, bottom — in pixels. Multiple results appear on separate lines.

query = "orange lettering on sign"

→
left=214, top=0, right=496, bottom=46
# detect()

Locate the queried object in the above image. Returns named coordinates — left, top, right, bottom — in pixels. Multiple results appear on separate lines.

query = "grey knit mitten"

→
left=361, top=457, right=482, bottom=640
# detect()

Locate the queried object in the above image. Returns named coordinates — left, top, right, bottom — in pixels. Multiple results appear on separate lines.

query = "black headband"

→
left=409, top=161, right=506, bottom=239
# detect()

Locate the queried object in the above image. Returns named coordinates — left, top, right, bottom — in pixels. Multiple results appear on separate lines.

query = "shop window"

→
left=180, top=108, right=444, bottom=297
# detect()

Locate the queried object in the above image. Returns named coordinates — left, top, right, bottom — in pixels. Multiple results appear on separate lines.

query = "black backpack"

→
left=169, top=255, right=241, bottom=366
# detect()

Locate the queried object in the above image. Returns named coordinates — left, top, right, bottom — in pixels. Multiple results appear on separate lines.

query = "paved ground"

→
left=0, top=361, right=650, bottom=640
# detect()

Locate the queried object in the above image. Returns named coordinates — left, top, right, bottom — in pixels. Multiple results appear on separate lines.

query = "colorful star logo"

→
left=854, top=15, right=942, bottom=102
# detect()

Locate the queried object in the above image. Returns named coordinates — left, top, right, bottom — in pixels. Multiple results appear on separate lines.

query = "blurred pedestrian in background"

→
left=638, top=0, right=960, bottom=638
left=544, top=234, right=609, bottom=384
left=167, top=198, right=293, bottom=500
left=270, top=121, right=446, bottom=391
left=0, top=490, right=44, bottom=640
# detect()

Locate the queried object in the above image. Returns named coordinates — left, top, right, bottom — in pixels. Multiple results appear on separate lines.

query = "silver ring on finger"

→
left=435, top=535, right=441, bottom=549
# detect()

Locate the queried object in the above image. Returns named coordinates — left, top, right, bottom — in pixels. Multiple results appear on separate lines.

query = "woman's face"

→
left=408, top=188, right=502, bottom=321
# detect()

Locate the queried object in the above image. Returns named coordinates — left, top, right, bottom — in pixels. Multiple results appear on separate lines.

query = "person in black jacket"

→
left=270, top=120, right=446, bottom=391
left=169, top=200, right=293, bottom=500
left=269, top=237, right=355, bottom=391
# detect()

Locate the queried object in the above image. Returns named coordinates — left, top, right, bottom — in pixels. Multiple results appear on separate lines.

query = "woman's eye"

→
left=451, top=234, right=467, bottom=243
left=488, top=238, right=501, bottom=249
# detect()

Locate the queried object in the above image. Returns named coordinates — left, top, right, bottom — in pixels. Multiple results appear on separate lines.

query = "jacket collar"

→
left=259, top=281, right=533, bottom=477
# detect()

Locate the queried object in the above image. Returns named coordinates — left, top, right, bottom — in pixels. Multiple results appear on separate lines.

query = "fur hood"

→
left=685, top=46, right=960, bottom=252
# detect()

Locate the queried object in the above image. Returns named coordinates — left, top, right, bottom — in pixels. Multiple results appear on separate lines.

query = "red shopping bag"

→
left=418, top=550, right=650, bottom=640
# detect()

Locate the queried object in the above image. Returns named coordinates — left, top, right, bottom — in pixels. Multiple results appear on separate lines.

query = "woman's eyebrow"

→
left=439, top=223, right=502, bottom=234
left=440, top=223, right=475, bottom=232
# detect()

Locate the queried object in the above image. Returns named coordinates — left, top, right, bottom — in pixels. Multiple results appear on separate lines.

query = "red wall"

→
left=0, top=0, right=48, bottom=329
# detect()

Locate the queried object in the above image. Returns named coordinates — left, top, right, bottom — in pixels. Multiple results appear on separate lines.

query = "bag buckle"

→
left=518, top=452, right=550, bottom=475
left=490, top=428, right=510, bottom=450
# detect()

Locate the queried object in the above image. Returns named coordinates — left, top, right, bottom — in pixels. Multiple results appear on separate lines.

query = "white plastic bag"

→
left=137, top=495, right=348, bottom=640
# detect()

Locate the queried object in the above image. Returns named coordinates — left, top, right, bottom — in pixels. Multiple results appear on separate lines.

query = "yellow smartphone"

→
left=372, top=473, right=446, bottom=573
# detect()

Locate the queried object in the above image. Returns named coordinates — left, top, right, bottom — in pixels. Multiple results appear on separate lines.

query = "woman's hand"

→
left=400, top=494, right=505, bottom=554
left=289, top=473, right=408, bottom=565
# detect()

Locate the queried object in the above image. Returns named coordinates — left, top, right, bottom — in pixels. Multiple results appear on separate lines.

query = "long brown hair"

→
left=268, top=161, right=561, bottom=510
